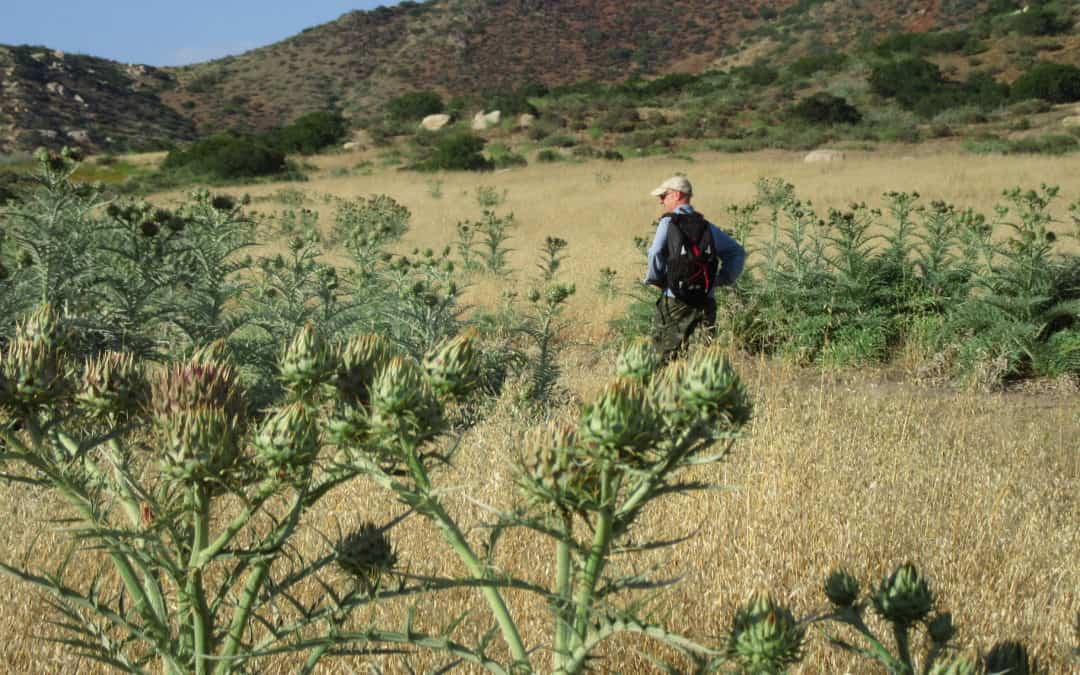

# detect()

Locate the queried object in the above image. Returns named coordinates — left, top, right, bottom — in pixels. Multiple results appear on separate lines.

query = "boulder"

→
left=471, top=110, right=501, bottom=131
left=1061, top=115, right=1080, bottom=128
left=46, top=82, right=66, bottom=97
left=804, top=149, right=846, bottom=163
left=343, top=142, right=358, bottom=151
left=420, top=113, right=451, bottom=131
left=516, top=113, right=535, bottom=129
left=66, top=129, right=90, bottom=144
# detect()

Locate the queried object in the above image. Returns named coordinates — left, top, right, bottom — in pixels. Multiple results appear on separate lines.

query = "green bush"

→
left=266, top=111, right=348, bottom=155
left=415, top=132, right=493, bottom=172
left=385, top=90, right=444, bottom=121
left=789, top=51, right=848, bottom=77
left=734, top=63, right=779, bottom=87
left=162, top=133, right=288, bottom=180
left=789, top=93, right=862, bottom=125
left=536, top=148, right=563, bottom=162
left=1011, top=61, right=1080, bottom=103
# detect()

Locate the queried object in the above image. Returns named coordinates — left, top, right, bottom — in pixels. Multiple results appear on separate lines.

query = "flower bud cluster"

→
left=579, top=377, right=660, bottom=462
left=872, top=563, right=933, bottom=628
left=0, top=306, right=71, bottom=413
left=518, top=423, right=600, bottom=509
left=727, top=593, right=804, bottom=671
left=253, top=402, right=320, bottom=476
left=614, top=337, right=659, bottom=382
left=280, top=324, right=333, bottom=401
left=422, top=330, right=480, bottom=400
left=824, top=569, right=860, bottom=608
left=369, top=357, right=442, bottom=446
left=75, top=351, right=149, bottom=422
left=151, top=349, right=246, bottom=483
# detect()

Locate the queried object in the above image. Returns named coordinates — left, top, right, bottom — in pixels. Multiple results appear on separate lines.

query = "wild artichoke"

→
left=76, top=351, right=149, bottom=422
left=727, top=594, right=805, bottom=673
left=872, top=563, right=934, bottom=628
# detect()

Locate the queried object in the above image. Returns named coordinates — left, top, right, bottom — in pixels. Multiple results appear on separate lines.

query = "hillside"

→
left=1, top=0, right=1079, bottom=153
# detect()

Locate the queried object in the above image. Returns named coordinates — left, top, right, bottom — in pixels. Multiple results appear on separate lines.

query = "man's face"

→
left=658, top=190, right=679, bottom=209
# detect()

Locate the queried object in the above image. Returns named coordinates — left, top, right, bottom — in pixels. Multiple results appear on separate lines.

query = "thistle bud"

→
left=727, top=594, right=804, bottom=672
left=280, top=324, right=332, bottom=400
left=614, top=337, right=659, bottom=382
left=336, top=522, right=397, bottom=591
left=152, top=350, right=245, bottom=421
left=335, top=334, right=395, bottom=406
left=369, top=357, right=442, bottom=445
left=520, top=423, right=579, bottom=495
left=579, top=377, right=659, bottom=459
left=422, top=330, right=480, bottom=399
left=253, top=402, right=320, bottom=473
left=872, top=563, right=933, bottom=628
left=678, top=346, right=752, bottom=429
left=824, top=570, right=860, bottom=608
left=159, top=406, right=243, bottom=482
left=0, top=306, right=71, bottom=413
left=76, top=351, right=149, bottom=422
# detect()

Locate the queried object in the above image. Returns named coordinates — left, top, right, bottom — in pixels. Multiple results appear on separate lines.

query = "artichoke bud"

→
left=370, top=357, right=442, bottom=444
left=615, top=337, right=659, bottom=382
left=336, top=522, right=397, bottom=590
left=680, top=346, right=752, bottom=428
left=520, top=423, right=579, bottom=494
left=152, top=352, right=245, bottom=422
left=280, top=324, right=332, bottom=399
left=76, top=351, right=149, bottom=422
left=159, top=406, right=242, bottom=482
left=579, top=377, right=659, bottom=459
left=335, top=334, right=394, bottom=406
left=727, top=593, right=805, bottom=671
left=872, top=563, right=933, bottom=628
left=824, top=570, right=860, bottom=608
left=253, top=402, right=320, bottom=472
left=927, top=612, right=956, bottom=644
left=0, top=338, right=70, bottom=412
left=422, top=330, right=480, bottom=399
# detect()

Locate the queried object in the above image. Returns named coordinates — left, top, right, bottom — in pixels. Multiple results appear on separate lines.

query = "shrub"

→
left=162, top=133, right=287, bottom=180
left=789, top=92, right=862, bottom=125
left=266, top=111, right=348, bottom=155
left=385, top=90, right=444, bottom=121
left=416, top=132, right=493, bottom=172
left=789, top=51, right=848, bottom=77
left=1011, top=61, right=1080, bottom=103
left=734, top=63, right=779, bottom=87
left=536, top=148, right=563, bottom=162
left=869, top=57, right=945, bottom=106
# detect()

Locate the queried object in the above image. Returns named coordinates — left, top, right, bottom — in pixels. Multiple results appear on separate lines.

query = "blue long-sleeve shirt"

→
left=645, top=204, right=746, bottom=296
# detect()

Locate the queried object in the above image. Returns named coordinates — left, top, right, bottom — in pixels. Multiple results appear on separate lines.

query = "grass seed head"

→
left=872, top=563, right=934, bottom=628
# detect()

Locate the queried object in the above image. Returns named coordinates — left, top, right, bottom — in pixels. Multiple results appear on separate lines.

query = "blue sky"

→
left=1, top=1, right=402, bottom=66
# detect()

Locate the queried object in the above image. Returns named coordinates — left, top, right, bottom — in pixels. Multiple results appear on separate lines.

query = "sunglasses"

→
left=657, top=191, right=669, bottom=201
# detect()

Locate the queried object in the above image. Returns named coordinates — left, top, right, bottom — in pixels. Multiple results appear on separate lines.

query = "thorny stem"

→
left=402, top=442, right=530, bottom=668
left=571, top=465, right=615, bottom=650
left=188, top=485, right=211, bottom=675
left=553, top=511, right=573, bottom=671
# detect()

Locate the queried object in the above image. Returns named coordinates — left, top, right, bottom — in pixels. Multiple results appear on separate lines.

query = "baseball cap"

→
left=650, top=175, right=693, bottom=197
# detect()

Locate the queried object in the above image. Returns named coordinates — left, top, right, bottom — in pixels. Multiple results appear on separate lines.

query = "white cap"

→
left=650, top=175, right=693, bottom=197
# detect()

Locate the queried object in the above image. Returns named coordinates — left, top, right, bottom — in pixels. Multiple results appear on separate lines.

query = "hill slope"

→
left=1, top=0, right=1077, bottom=153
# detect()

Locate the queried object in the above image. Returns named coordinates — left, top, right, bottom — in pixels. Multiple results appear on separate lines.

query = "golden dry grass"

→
left=1, top=148, right=1078, bottom=673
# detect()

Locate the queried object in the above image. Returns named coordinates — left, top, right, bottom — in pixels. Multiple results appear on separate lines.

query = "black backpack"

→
left=663, top=211, right=719, bottom=305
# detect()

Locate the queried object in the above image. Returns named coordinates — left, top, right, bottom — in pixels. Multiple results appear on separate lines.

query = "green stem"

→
left=892, top=623, right=914, bottom=674
left=403, top=443, right=529, bottom=668
left=188, top=485, right=211, bottom=675
left=553, top=512, right=573, bottom=671
left=571, top=467, right=614, bottom=650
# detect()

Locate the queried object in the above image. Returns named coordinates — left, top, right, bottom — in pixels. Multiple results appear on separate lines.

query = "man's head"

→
left=650, top=175, right=692, bottom=209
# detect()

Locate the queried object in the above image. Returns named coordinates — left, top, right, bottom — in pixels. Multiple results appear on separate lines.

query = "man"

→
left=644, top=175, right=746, bottom=362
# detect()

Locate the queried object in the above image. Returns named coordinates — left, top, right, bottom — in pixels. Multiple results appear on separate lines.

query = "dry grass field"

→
left=0, top=148, right=1077, bottom=672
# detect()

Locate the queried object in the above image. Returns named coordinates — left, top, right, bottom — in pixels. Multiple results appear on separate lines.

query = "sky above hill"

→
left=1, top=1, right=403, bottom=66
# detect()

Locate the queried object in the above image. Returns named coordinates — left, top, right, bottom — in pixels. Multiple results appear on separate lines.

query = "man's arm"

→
left=710, top=224, right=746, bottom=286
left=645, top=217, right=671, bottom=287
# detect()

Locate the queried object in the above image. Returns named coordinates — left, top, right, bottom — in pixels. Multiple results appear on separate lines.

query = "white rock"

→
left=804, top=149, right=846, bottom=163
left=420, top=113, right=451, bottom=131
left=66, top=129, right=90, bottom=143
left=1061, top=115, right=1080, bottom=128
left=517, top=113, right=535, bottom=129
left=471, top=110, right=501, bottom=131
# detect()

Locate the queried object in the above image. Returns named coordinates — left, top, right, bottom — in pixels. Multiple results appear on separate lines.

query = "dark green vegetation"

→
left=619, top=178, right=1080, bottom=389
left=0, top=152, right=1055, bottom=674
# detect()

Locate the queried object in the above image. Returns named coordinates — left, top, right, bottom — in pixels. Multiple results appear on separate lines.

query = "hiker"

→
left=644, top=175, right=746, bottom=362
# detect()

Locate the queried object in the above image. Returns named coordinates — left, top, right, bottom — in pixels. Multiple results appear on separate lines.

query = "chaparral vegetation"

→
left=0, top=144, right=1076, bottom=673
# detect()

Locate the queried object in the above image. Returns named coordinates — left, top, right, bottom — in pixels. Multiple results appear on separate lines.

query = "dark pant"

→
left=652, top=294, right=717, bottom=363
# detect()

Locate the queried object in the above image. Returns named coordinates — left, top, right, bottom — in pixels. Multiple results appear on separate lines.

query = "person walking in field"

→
left=644, top=175, right=746, bottom=362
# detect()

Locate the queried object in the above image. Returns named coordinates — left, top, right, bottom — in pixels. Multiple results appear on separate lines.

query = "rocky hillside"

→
left=1, top=0, right=1077, bottom=153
